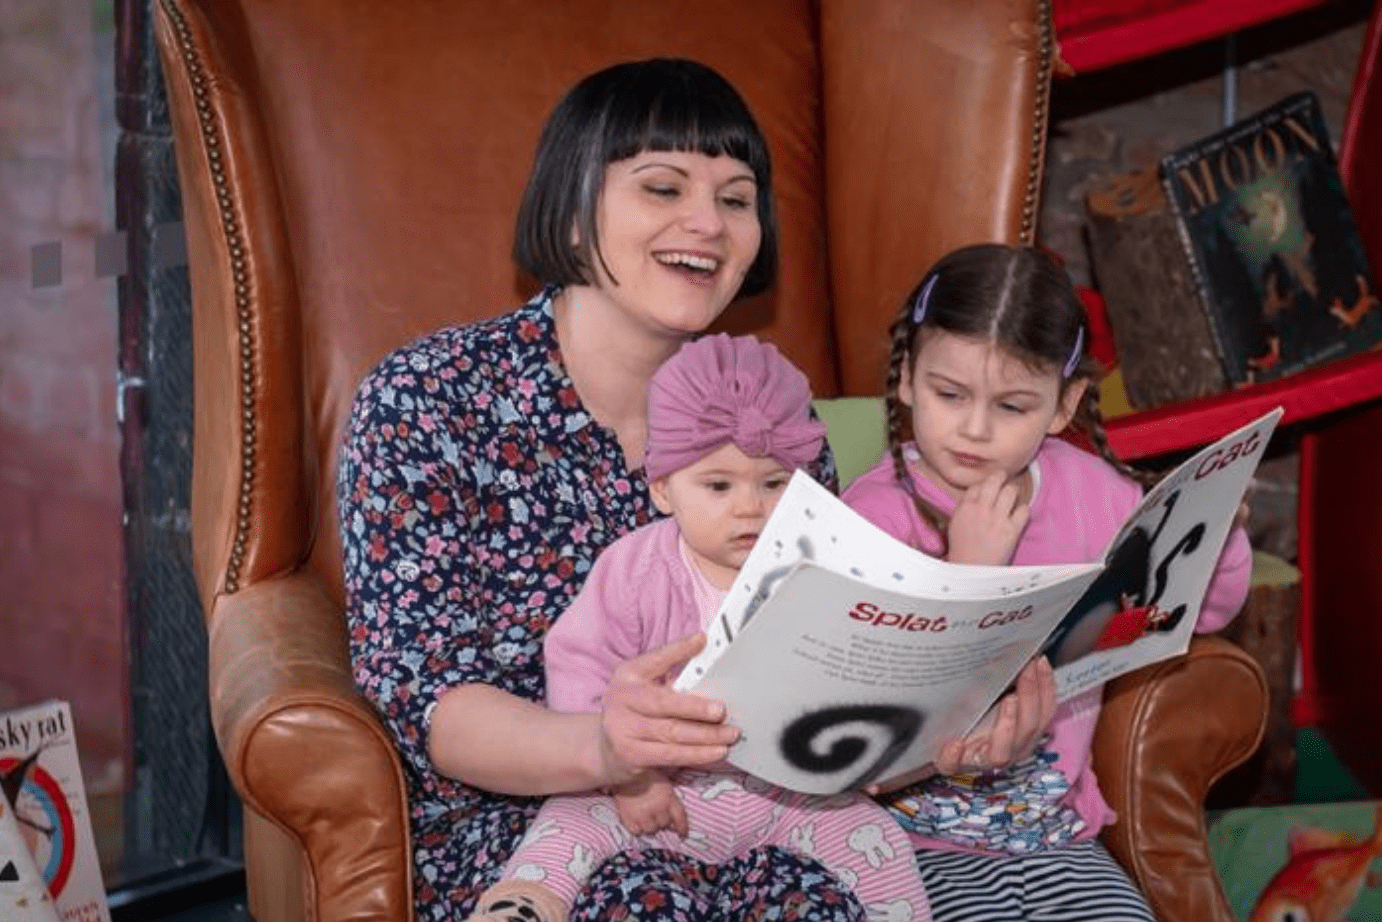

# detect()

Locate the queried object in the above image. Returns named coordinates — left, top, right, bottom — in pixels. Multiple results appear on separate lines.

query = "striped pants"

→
left=913, top=841, right=1155, bottom=921
left=501, top=769, right=931, bottom=922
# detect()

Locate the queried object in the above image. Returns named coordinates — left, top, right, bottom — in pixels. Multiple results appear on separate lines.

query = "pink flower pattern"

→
left=338, top=289, right=850, bottom=921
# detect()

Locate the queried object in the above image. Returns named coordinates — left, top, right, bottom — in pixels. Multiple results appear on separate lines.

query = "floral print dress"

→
left=338, top=288, right=858, bottom=922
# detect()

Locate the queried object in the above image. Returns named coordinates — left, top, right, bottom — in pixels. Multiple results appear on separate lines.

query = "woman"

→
left=337, top=57, right=1052, bottom=922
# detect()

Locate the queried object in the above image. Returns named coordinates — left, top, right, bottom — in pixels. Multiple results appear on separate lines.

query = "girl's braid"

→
left=1072, top=371, right=1160, bottom=489
left=884, top=314, right=950, bottom=550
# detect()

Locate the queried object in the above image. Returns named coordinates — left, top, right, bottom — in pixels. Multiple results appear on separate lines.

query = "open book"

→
left=674, top=407, right=1283, bottom=795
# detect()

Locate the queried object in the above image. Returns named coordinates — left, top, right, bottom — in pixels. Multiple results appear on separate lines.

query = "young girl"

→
left=841, top=243, right=1252, bottom=920
left=466, top=333, right=932, bottom=922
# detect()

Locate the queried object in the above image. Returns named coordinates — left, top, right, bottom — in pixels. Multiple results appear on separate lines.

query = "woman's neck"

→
left=553, top=286, right=684, bottom=466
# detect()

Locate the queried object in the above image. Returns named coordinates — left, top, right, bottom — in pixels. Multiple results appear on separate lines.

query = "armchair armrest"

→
left=209, top=571, right=413, bottom=922
left=1093, top=634, right=1267, bottom=922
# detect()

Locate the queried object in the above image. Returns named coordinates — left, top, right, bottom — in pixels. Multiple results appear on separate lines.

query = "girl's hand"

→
left=613, top=770, right=689, bottom=837
left=933, top=655, right=1055, bottom=775
left=947, top=472, right=1029, bottom=565
left=598, top=632, right=739, bottom=785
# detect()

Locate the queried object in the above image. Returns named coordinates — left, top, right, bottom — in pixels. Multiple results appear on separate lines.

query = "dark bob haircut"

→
left=513, top=58, right=777, bottom=299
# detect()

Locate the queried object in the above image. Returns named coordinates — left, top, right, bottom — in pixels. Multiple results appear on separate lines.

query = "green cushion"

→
left=813, top=396, right=888, bottom=490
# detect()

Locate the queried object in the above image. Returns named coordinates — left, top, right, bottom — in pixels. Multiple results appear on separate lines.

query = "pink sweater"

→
left=841, top=436, right=1251, bottom=847
left=545, top=518, right=723, bottom=713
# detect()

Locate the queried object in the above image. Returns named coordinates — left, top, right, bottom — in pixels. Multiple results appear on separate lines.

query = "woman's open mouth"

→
left=655, top=250, right=721, bottom=283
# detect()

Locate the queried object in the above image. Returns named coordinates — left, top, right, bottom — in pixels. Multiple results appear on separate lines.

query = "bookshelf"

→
left=1063, top=0, right=1382, bottom=793
left=1054, top=0, right=1334, bottom=73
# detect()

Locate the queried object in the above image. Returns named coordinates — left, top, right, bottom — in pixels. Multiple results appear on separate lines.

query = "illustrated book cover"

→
left=0, top=791, right=60, bottom=922
left=0, top=701, right=111, bottom=922
left=1160, top=91, right=1381, bottom=386
left=675, top=408, right=1282, bottom=795
left=1208, top=800, right=1382, bottom=921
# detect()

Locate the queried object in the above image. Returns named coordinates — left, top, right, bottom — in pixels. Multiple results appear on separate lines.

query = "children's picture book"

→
left=0, top=791, right=61, bottom=922
left=1208, top=800, right=1382, bottom=921
left=675, top=407, right=1283, bottom=795
left=0, top=701, right=111, bottom=922
left=1160, top=91, right=1382, bottom=386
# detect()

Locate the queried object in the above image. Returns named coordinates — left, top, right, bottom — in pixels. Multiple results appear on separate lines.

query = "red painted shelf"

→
left=1054, top=0, right=1334, bottom=73
left=1105, top=348, right=1382, bottom=460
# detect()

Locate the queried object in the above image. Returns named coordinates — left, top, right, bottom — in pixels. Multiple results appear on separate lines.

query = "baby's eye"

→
left=764, top=476, right=789, bottom=492
left=706, top=480, right=732, bottom=493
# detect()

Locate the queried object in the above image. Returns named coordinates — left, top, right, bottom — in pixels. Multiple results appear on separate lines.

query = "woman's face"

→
left=586, top=149, right=762, bottom=339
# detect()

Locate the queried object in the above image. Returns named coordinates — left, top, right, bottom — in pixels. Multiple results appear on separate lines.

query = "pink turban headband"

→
left=643, top=333, right=827, bottom=482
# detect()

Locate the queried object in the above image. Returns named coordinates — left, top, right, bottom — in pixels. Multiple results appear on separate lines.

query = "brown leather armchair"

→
left=150, top=1, right=1268, bottom=920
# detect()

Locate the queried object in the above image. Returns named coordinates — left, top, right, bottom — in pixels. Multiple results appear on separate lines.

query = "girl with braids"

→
left=841, top=243, right=1251, bottom=921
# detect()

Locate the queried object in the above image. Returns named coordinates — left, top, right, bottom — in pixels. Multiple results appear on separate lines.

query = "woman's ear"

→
left=1047, top=377, right=1090, bottom=435
left=649, top=476, right=675, bottom=515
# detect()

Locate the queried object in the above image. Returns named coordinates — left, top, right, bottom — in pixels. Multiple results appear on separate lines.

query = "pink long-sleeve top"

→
left=544, top=517, right=724, bottom=713
left=841, top=436, right=1251, bottom=849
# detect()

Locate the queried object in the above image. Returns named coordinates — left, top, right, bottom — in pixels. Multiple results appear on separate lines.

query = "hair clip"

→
left=910, top=274, right=938, bottom=326
left=1063, top=326, right=1085, bottom=379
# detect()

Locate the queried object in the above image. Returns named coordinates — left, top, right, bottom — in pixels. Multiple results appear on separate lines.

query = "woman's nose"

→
left=680, top=189, right=727, bottom=236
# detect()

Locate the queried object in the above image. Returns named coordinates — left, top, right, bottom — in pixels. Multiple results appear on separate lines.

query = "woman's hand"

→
left=947, top=472, right=1029, bottom=565
left=598, top=632, right=739, bottom=786
left=933, top=655, right=1055, bottom=775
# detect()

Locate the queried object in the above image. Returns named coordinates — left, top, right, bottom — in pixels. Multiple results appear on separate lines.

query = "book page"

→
left=675, top=471, right=1100, bottom=794
left=686, top=562, right=1099, bottom=794
left=676, top=470, right=1100, bottom=687
left=1044, top=407, right=1283, bottom=699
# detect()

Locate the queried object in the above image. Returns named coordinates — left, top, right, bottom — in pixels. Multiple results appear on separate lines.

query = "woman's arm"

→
left=429, top=633, right=737, bottom=795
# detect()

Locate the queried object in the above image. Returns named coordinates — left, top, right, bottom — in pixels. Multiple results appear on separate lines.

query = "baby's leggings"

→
left=499, top=769, right=931, bottom=922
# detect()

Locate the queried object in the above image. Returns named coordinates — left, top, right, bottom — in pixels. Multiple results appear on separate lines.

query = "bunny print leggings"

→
left=500, top=769, right=931, bottom=922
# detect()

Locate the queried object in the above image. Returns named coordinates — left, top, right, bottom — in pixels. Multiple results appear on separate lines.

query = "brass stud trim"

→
left=1020, top=0, right=1055, bottom=244
left=160, top=0, right=255, bottom=595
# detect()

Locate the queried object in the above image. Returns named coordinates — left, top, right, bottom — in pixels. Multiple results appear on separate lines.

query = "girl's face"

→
left=582, top=149, right=761, bottom=340
left=898, top=330, right=1087, bottom=501
left=649, top=443, right=791, bottom=590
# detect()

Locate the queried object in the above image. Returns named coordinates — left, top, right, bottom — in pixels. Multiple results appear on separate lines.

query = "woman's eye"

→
left=645, top=184, right=679, bottom=199
left=721, top=195, right=752, bottom=210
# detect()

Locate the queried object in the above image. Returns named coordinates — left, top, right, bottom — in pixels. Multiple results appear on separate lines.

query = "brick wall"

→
left=0, top=0, right=126, bottom=795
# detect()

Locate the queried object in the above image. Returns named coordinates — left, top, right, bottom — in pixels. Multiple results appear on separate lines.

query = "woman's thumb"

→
left=632, top=631, right=707, bottom=678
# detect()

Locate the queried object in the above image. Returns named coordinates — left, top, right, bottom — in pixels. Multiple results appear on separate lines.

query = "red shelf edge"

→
left=1055, top=0, right=1333, bottom=74
left=1105, top=348, right=1382, bottom=461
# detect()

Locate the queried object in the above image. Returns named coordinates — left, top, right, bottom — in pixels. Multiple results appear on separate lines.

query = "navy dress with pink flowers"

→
left=337, top=288, right=857, bottom=922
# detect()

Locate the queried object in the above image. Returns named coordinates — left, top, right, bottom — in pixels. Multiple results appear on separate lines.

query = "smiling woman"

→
left=338, top=58, right=863, bottom=922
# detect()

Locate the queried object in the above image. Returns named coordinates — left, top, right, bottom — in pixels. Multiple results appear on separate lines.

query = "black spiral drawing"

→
left=778, top=704, right=924, bottom=790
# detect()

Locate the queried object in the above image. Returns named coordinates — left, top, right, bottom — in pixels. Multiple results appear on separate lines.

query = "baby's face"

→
left=649, top=443, right=792, bottom=590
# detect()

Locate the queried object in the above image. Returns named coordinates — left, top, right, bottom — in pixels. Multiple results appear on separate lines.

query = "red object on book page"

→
left=1053, top=0, right=1334, bottom=73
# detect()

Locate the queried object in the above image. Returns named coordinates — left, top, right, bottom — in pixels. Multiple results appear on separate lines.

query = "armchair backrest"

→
left=153, top=0, right=1051, bottom=653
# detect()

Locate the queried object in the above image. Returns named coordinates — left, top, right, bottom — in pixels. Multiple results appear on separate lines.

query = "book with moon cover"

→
left=1160, top=91, right=1382, bottom=385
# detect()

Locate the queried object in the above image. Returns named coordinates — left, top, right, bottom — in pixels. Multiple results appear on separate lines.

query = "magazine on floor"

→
left=0, top=700, right=111, bottom=922
left=674, top=407, right=1283, bottom=794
